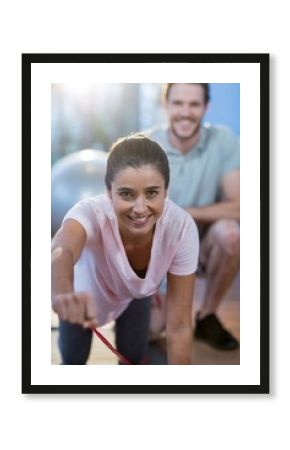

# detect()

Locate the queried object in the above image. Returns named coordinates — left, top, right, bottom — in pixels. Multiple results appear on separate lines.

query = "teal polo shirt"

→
left=146, top=124, right=240, bottom=208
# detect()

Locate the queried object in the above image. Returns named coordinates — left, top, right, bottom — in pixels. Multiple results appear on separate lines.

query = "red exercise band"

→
left=91, top=327, right=131, bottom=365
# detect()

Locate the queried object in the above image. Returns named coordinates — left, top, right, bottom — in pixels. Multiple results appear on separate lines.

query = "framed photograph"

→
left=22, top=53, right=269, bottom=394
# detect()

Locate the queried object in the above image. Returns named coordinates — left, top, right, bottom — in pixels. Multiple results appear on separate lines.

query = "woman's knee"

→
left=116, top=297, right=151, bottom=364
left=58, top=321, right=92, bottom=364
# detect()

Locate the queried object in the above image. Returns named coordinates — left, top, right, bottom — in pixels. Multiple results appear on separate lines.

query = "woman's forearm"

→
left=166, top=326, right=193, bottom=365
left=51, top=246, right=74, bottom=298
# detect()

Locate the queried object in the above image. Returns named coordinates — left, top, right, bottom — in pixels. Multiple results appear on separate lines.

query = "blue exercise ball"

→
left=51, top=149, right=108, bottom=236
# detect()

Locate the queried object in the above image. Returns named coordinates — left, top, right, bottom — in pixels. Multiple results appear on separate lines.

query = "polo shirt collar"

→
left=166, top=125, right=207, bottom=156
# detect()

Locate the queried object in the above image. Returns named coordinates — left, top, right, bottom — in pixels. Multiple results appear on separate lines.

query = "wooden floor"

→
left=51, top=274, right=240, bottom=365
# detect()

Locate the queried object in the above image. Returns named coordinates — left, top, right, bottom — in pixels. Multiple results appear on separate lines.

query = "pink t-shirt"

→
left=63, top=194, right=199, bottom=326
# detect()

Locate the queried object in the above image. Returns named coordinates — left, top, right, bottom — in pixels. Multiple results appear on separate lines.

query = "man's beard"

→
left=171, top=119, right=201, bottom=141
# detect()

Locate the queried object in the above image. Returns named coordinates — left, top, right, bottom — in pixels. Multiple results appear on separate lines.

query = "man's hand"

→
left=185, top=170, right=240, bottom=224
left=52, top=291, right=97, bottom=329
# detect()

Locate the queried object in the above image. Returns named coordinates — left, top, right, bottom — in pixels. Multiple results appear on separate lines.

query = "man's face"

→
left=165, top=84, right=208, bottom=141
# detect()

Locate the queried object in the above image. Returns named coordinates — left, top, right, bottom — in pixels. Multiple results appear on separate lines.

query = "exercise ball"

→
left=51, top=149, right=108, bottom=236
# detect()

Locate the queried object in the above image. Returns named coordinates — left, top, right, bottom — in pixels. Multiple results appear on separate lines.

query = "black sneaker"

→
left=194, top=312, right=239, bottom=350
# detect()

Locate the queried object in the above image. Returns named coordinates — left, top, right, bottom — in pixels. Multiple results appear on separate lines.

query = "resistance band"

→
left=91, top=327, right=131, bottom=365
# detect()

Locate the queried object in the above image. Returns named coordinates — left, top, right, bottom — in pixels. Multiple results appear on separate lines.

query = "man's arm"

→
left=186, top=170, right=240, bottom=224
left=166, top=272, right=195, bottom=364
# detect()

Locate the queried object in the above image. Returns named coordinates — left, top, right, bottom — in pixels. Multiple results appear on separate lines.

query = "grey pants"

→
left=58, top=297, right=151, bottom=365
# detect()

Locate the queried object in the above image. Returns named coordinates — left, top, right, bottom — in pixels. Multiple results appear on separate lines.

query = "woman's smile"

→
left=108, top=165, right=167, bottom=241
left=127, top=214, right=153, bottom=226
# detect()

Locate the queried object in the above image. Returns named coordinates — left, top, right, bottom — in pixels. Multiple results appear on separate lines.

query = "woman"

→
left=51, top=135, right=199, bottom=364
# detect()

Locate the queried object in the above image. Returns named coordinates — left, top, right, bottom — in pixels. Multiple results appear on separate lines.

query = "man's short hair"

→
left=162, top=83, right=210, bottom=104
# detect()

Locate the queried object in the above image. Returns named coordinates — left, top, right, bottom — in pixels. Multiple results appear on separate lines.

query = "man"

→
left=146, top=83, right=240, bottom=350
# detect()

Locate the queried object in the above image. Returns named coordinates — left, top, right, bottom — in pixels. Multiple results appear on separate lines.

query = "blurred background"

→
left=51, top=83, right=240, bottom=165
left=51, top=83, right=240, bottom=236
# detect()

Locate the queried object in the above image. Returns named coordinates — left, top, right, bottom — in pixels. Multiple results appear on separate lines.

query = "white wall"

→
left=1, top=2, right=285, bottom=450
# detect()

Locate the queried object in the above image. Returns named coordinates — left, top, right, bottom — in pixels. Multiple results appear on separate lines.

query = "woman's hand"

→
left=52, top=291, right=97, bottom=329
left=52, top=219, right=97, bottom=328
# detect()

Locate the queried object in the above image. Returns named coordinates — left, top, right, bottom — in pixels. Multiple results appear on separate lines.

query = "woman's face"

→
left=108, top=165, right=167, bottom=240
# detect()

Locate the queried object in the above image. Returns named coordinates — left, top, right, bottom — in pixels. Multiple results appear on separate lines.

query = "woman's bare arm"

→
left=166, top=273, right=195, bottom=364
left=51, top=219, right=97, bottom=328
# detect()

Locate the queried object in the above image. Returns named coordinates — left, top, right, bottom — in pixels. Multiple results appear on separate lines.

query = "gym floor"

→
left=51, top=275, right=240, bottom=365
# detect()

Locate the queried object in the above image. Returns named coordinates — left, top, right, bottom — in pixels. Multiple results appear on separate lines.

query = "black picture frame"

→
left=22, top=53, right=269, bottom=394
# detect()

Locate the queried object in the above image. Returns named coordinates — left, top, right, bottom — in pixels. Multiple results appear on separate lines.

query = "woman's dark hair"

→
left=162, top=83, right=210, bottom=104
left=105, top=135, right=170, bottom=190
